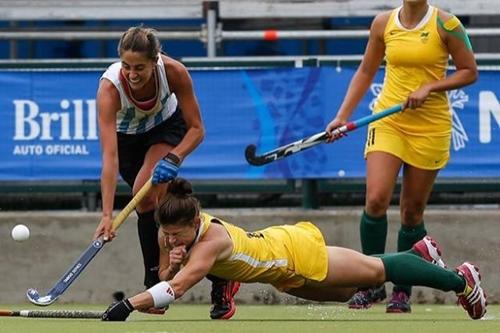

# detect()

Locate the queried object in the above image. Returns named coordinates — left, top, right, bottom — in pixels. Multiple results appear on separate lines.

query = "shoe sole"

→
left=414, top=236, right=446, bottom=268
left=459, top=262, right=487, bottom=319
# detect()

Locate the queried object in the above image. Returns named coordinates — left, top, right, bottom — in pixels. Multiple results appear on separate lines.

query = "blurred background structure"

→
left=0, top=0, right=499, bottom=58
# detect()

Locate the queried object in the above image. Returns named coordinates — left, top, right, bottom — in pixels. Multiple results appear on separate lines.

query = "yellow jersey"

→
left=198, top=213, right=328, bottom=292
left=375, top=5, right=451, bottom=135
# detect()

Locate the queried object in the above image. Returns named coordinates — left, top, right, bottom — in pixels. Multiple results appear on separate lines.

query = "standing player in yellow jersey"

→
left=325, top=0, right=477, bottom=312
left=100, top=178, right=486, bottom=321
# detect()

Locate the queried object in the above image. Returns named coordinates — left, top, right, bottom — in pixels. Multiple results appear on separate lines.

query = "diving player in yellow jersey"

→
left=101, top=178, right=486, bottom=321
left=325, top=0, right=478, bottom=312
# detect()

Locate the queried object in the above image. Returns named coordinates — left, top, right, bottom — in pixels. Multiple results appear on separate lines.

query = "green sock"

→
left=380, top=252, right=465, bottom=293
left=394, top=223, right=427, bottom=295
left=360, top=211, right=388, bottom=255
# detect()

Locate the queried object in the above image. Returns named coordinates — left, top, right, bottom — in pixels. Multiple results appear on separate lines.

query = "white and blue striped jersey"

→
left=101, top=55, right=178, bottom=134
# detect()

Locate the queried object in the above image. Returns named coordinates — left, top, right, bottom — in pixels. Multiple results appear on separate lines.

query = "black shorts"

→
left=117, top=108, right=187, bottom=187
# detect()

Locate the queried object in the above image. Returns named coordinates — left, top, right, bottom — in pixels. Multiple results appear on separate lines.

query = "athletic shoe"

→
left=210, top=280, right=240, bottom=319
left=456, top=262, right=487, bottom=320
left=385, top=236, right=445, bottom=314
left=348, top=285, right=387, bottom=309
left=386, top=290, right=411, bottom=313
left=412, top=236, right=446, bottom=268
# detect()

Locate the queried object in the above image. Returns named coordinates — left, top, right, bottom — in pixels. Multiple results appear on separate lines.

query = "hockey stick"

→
left=26, top=178, right=153, bottom=306
left=0, top=309, right=103, bottom=319
left=245, top=103, right=404, bottom=166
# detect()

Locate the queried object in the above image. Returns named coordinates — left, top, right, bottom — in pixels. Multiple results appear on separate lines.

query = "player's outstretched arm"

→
left=102, top=236, right=223, bottom=321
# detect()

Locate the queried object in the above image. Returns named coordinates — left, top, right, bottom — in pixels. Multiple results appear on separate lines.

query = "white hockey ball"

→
left=11, top=224, right=30, bottom=242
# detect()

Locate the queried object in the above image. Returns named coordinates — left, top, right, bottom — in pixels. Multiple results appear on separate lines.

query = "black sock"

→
left=137, top=210, right=160, bottom=288
left=206, top=274, right=228, bottom=284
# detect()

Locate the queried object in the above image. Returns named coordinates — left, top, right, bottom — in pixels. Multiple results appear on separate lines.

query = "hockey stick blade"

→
left=27, top=238, right=105, bottom=306
left=26, top=179, right=153, bottom=306
left=245, top=132, right=328, bottom=166
left=244, top=104, right=403, bottom=166
left=245, top=144, right=274, bottom=166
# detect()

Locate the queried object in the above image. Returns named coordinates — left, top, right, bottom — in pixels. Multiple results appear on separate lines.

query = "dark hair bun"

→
left=168, top=178, right=193, bottom=196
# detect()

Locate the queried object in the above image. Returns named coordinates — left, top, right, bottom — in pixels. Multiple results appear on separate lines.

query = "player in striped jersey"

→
left=94, top=26, right=237, bottom=319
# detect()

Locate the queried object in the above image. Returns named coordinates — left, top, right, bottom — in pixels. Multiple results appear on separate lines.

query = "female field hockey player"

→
left=93, top=26, right=238, bottom=319
left=325, top=0, right=477, bottom=312
left=101, top=178, right=486, bottom=321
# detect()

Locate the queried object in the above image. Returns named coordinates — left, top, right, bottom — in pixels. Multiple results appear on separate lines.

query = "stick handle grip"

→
left=329, top=103, right=404, bottom=137
left=351, top=103, right=404, bottom=128
left=0, top=310, right=14, bottom=316
left=111, top=178, right=153, bottom=231
left=0, top=309, right=103, bottom=318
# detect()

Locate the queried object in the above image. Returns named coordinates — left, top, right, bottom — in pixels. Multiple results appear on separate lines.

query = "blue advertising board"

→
left=0, top=67, right=498, bottom=180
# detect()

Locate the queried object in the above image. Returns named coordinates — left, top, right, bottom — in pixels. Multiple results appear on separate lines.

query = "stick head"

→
left=26, top=288, right=57, bottom=306
left=245, top=144, right=273, bottom=166
left=244, top=144, right=257, bottom=162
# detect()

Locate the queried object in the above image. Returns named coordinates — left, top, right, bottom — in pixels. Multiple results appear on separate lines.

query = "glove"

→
left=101, top=299, right=134, bottom=321
left=152, top=153, right=180, bottom=184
